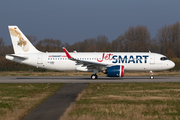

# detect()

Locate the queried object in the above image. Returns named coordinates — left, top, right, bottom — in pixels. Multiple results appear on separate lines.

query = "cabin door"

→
left=37, top=54, right=43, bottom=64
left=150, top=54, right=155, bottom=64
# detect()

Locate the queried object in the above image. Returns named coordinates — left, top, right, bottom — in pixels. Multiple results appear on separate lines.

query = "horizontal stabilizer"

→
left=6, top=54, right=28, bottom=61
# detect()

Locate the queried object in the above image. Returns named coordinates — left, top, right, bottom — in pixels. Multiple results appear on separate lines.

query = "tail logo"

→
left=9, top=28, right=29, bottom=52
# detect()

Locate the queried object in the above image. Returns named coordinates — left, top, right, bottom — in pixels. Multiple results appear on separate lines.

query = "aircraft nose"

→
left=172, top=61, right=175, bottom=68
left=169, top=61, right=175, bottom=69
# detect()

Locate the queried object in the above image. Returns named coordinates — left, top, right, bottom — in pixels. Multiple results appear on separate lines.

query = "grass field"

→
left=0, top=71, right=179, bottom=77
left=0, top=83, right=63, bottom=120
left=61, top=83, right=180, bottom=120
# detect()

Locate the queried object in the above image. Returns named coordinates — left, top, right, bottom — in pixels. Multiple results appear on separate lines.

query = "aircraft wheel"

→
left=95, top=74, right=98, bottom=79
left=91, top=74, right=98, bottom=79
left=150, top=71, right=154, bottom=79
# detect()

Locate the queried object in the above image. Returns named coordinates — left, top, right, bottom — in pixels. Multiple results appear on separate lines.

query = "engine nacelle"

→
left=107, top=65, right=124, bottom=77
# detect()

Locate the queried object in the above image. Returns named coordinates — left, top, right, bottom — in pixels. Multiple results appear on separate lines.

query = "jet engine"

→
left=106, top=65, right=124, bottom=77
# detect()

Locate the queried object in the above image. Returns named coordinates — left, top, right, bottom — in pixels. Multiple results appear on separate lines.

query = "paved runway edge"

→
left=22, top=83, right=89, bottom=120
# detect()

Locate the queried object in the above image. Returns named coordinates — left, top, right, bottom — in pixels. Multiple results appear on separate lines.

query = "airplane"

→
left=6, top=26, right=175, bottom=79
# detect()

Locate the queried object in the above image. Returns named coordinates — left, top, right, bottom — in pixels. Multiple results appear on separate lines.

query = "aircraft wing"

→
left=63, top=47, right=108, bottom=68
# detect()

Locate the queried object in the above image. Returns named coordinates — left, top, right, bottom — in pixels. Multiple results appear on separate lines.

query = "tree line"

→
left=1, top=22, right=180, bottom=58
left=0, top=22, right=180, bottom=71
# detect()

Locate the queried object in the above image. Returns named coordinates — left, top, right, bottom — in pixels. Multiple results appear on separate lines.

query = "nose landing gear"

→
left=150, top=71, right=154, bottom=79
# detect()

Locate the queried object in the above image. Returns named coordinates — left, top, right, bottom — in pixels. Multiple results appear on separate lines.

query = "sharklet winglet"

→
left=63, top=47, right=72, bottom=59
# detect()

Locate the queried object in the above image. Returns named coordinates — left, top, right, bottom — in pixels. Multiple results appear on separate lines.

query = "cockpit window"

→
left=160, top=57, right=168, bottom=60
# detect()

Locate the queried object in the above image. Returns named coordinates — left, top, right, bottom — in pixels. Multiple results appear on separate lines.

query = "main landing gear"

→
left=91, top=74, right=98, bottom=79
left=150, top=70, right=154, bottom=79
left=91, top=68, right=98, bottom=79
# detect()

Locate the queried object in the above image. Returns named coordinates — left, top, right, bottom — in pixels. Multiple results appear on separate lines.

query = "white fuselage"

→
left=6, top=52, right=175, bottom=72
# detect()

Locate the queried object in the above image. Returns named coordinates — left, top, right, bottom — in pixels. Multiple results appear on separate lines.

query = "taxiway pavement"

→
left=22, top=83, right=88, bottom=120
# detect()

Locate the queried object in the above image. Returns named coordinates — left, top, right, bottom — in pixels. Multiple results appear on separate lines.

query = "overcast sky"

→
left=0, top=0, right=180, bottom=45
